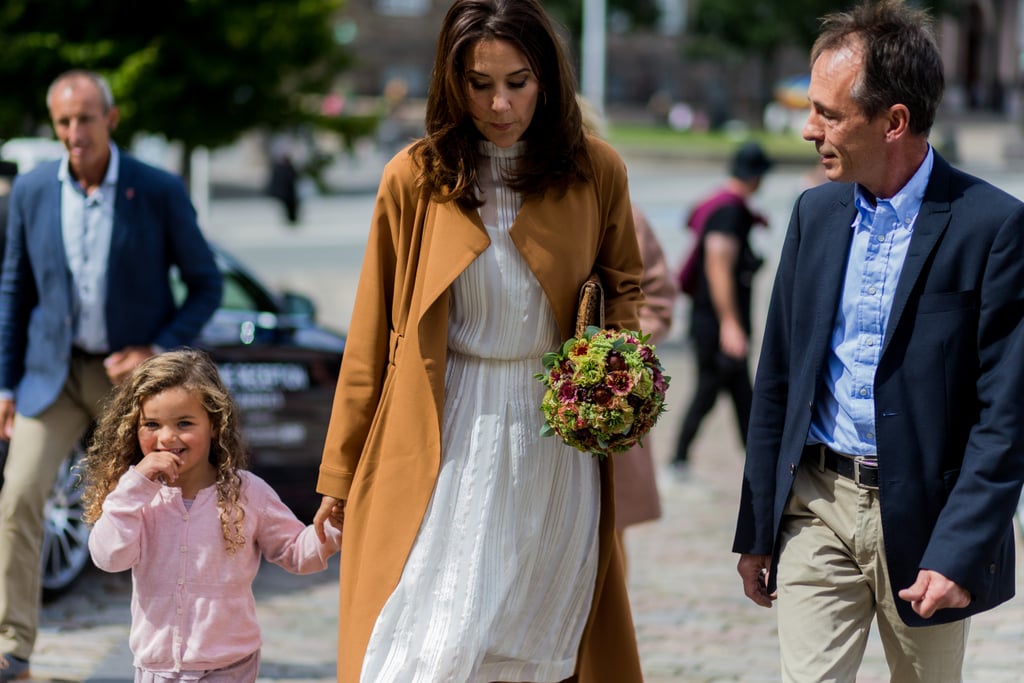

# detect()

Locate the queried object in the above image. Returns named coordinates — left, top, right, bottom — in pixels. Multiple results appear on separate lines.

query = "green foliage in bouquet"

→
left=535, top=326, right=671, bottom=459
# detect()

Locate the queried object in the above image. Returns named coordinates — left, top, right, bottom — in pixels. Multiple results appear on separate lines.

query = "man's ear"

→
left=108, top=106, right=120, bottom=133
left=885, top=104, right=910, bottom=142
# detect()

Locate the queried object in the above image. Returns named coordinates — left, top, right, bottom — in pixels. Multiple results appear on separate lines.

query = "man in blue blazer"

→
left=733, top=2, right=1024, bottom=681
left=0, top=70, right=222, bottom=679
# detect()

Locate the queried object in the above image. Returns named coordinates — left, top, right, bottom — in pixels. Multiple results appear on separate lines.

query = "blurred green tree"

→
left=687, top=0, right=954, bottom=126
left=0, top=0, right=352, bottom=180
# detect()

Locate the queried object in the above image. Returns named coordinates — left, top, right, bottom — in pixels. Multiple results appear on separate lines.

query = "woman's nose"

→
left=491, top=93, right=511, bottom=112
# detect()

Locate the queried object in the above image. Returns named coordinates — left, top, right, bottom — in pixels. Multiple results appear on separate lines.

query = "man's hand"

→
left=0, top=398, right=14, bottom=441
left=314, top=495, right=346, bottom=543
left=738, top=553, right=776, bottom=607
left=104, top=345, right=156, bottom=385
left=898, top=569, right=971, bottom=618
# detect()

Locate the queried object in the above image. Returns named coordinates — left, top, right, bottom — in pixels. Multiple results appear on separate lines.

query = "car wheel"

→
left=40, top=448, right=91, bottom=597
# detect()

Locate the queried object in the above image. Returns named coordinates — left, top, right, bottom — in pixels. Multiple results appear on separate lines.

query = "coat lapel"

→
left=881, top=156, right=952, bottom=355
left=809, top=190, right=857, bottom=375
left=417, top=199, right=490, bottom=325
left=108, top=154, right=132, bottom=274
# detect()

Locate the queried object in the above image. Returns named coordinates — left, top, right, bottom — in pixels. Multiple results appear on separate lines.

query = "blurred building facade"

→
left=334, top=0, right=1024, bottom=127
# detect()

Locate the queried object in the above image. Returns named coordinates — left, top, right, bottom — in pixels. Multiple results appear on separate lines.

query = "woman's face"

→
left=464, top=38, right=540, bottom=147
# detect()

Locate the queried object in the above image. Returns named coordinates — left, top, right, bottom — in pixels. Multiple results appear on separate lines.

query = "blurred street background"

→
left=20, top=144, right=1024, bottom=683
left=6, top=0, right=1024, bottom=680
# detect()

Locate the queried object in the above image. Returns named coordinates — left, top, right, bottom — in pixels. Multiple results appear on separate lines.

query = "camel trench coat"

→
left=317, top=136, right=646, bottom=682
left=614, top=208, right=676, bottom=530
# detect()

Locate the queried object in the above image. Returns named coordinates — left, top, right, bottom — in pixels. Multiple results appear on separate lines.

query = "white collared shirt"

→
left=60, top=143, right=119, bottom=354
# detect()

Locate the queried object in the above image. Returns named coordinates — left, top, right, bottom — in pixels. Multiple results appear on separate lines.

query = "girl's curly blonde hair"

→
left=82, top=348, right=250, bottom=554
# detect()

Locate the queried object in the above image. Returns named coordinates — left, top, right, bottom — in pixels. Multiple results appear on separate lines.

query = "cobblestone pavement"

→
left=25, top=340, right=1024, bottom=683
left=21, top=147, right=1024, bottom=682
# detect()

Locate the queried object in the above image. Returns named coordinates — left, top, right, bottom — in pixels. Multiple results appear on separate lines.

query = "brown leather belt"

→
left=803, top=444, right=879, bottom=490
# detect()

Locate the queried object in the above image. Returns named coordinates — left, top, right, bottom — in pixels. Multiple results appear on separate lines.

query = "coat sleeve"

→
left=316, top=157, right=406, bottom=500
left=918, top=199, right=1024, bottom=593
left=732, top=192, right=805, bottom=556
left=152, top=169, right=223, bottom=350
left=591, top=139, right=644, bottom=332
left=632, top=208, right=675, bottom=344
left=0, top=177, right=33, bottom=391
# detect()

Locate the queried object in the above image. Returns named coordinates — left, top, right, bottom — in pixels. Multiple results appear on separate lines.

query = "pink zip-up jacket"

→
left=88, top=467, right=341, bottom=672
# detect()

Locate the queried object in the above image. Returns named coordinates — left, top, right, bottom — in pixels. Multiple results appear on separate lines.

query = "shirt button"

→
left=180, top=545, right=187, bottom=552
left=866, top=432, right=874, bottom=440
left=877, top=235, right=885, bottom=242
left=859, top=388, right=868, bottom=396
left=868, top=287, right=877, bottom=295
left=866, top=338, right=875, bottom=347
left=177, top=578, right=184, bottom=585
left=177, top=608, right=183, bottom=614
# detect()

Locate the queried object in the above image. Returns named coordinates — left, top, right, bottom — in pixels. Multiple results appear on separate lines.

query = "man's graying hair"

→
left=46, top=69, right=116, bottom=112
left=811, top=0, right=944, bottom=136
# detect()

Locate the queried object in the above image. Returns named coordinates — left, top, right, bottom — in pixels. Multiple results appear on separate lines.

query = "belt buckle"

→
left=853, top=455, right=879, bottom=490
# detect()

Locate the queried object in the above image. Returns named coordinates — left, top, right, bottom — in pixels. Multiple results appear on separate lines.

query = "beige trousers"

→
left=0, top=356, right=111, bottom=659
left=776, top=460, right=969, bottom=683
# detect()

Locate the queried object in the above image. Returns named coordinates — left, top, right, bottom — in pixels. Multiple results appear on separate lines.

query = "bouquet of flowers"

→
left=535, top=326, right=670, bottom=459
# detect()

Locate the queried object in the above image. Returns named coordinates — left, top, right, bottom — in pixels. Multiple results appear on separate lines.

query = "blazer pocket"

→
left=917, top=290, right=975, bottom=314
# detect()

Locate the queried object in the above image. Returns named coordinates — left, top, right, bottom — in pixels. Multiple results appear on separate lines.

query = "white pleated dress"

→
left=359, top=141, right=601, bottom=683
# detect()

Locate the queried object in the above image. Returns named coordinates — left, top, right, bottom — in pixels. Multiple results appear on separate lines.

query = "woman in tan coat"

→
left=313, top=1, right=645, bottom=681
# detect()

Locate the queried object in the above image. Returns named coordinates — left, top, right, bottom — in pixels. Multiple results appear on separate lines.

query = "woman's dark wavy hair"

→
left=82, top=348, right=249, bottom=554
left=811, top=0, right=944, bottom=136
left=410, top=0, right=592, bottom=208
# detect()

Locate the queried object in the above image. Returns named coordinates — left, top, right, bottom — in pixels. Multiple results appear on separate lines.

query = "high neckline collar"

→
left=478, top=140, right=525, bottom=159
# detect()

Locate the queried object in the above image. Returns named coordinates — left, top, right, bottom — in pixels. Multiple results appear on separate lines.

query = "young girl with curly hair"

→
left=83, top=348, right=341, bottom=682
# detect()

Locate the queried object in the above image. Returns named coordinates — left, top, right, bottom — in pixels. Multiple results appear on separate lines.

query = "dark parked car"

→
left=0, top=242, right=345, bottom=595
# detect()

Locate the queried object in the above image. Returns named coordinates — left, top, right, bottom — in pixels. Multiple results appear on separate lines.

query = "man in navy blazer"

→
left=733, top=2, right=1024, bottom=681
left=0, top=70, right=221, bottom=679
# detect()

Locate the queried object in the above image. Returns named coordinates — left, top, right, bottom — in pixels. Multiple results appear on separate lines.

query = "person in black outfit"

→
left=267, top=152, right=300, bottom=224
left=671, top=142, right=773, bottom=478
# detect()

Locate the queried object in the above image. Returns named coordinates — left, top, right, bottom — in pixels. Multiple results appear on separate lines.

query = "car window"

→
left=170, top=265, right=278, bottom=313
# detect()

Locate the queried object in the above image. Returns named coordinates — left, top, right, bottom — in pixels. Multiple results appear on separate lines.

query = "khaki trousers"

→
left=776, top=460, right=968, bottom=683
left=0, top=356, right=111, bottom=659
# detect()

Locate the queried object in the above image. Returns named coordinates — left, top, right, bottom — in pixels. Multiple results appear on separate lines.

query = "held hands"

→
left=738, top=553, right=776, bottom=608
left=898, top=569, right=971, bottom=618
left=314, top=495, right=346, bottom=543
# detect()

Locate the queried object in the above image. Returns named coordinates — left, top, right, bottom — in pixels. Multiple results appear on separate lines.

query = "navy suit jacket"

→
left=0, top=149, right=222, bottom=417
left=733, top=153, right=1024, bottom=626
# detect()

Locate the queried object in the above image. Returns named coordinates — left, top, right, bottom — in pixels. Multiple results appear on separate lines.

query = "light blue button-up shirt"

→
left=807, top=147, right=934, bottom=457
left=60, top=143, right=118, bottom=354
